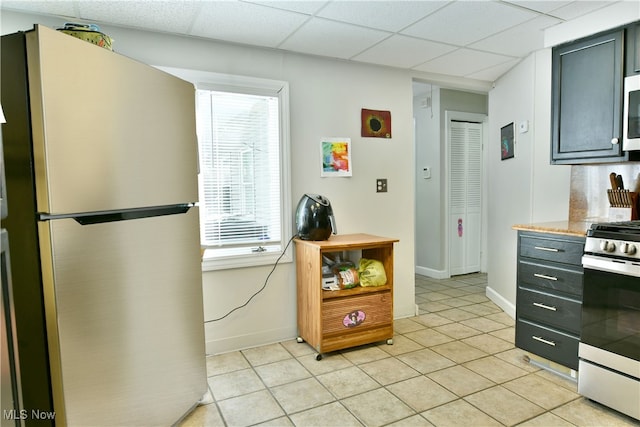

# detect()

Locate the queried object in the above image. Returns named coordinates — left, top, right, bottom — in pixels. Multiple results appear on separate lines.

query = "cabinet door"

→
left=626, top=22, right=640, bottom=76
left=551, top=29, right=625, bottom=164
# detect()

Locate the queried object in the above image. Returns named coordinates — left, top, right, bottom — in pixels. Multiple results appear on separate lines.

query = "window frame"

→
left=157, top=66, right=292, bottom=271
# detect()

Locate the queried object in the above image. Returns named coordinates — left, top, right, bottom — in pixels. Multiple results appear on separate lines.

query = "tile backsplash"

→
left=569, top=162, right=640, bottom=221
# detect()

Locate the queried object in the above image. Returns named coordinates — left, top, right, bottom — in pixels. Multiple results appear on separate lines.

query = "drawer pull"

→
left=534, top=246, right=559, bottom=252
left=532, top=335, right=556, bottom=346
left=533, top=302, right=557, bottom=311
left=533, top=273, right=558, bottom=281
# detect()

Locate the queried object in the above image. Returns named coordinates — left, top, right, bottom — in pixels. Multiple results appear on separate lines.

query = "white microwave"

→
left=623, top=74, right=640, bottom=150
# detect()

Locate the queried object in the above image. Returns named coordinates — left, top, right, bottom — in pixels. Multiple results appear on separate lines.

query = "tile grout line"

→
left=193, top=273, right=633, bottom=427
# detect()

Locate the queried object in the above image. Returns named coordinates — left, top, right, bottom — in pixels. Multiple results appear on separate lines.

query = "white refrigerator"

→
left=1, top=25, right=207, bottom=426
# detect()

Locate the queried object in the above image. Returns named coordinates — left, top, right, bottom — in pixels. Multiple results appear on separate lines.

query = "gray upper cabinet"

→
left=551, top=29, right=626, bottom=164
left=627, top=22, right=640, bottom=76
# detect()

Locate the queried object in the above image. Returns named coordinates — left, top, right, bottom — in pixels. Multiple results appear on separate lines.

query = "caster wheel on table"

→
left=315, top=353, right=323, bottom=361
left=386, top=339, right=394, bottom=345
left=296, top=337, right=304, bottom=343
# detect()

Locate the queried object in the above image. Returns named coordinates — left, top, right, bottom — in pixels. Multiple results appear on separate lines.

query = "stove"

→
left=584, top=220, right=640, bottom=261
left=579, top=220, right=640, bottom=421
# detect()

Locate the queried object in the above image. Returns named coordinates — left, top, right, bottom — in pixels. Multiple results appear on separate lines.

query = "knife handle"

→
left=610, top=173, right=618, bottom=190
left=616, top=175, right=624, bottom=190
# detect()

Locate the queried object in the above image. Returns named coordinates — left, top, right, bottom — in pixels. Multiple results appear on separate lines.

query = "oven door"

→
left=579, top=256, right=640, bottom=420
left=581, top=258, right=639, bottom=363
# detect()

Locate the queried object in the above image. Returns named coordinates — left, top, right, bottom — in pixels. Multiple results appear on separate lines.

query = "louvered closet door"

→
left=449, top=121, right=482, bottom=275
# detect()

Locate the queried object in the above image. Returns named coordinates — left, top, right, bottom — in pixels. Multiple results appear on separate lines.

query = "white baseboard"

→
left=415, top=265, right=449, bottom=279
left=205, top=326, right=297, bottom=356
left=486, top=286, right=515, bottom=319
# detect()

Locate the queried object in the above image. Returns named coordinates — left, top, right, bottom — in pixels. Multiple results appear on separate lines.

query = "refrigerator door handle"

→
left=39, top=204, right=194, bottom=225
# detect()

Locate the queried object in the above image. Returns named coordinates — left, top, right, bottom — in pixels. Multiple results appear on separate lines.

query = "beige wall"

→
left=3, top=11, right=490, bottom=354
left=486, top=50, right=571, bottom=317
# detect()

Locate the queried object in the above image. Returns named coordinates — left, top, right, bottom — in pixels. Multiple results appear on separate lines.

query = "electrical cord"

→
left=204, top=234, right=298, bottom=323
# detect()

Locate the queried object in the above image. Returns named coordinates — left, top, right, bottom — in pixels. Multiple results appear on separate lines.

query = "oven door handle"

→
left=582, top=254, right=640, bottom=277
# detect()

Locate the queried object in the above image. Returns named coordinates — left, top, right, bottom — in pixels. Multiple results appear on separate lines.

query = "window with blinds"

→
left=194, top=77, right=291, bottom=270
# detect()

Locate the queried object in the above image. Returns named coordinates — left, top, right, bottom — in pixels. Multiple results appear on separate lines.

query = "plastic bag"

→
left=358, top=258, right=387, bottom=287
left=333, top=261, right=360, bottom=289
left=58, top=22, right=113, bottom=51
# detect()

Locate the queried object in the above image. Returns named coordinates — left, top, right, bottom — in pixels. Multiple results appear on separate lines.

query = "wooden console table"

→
left=294, top=234, right=398, bottom=360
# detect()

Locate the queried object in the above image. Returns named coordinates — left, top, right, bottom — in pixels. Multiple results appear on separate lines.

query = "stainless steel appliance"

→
left=295, top=194, right=337, bottom=241
left=623, top=74, right=640, bottom=151
left=580, top=221, right=640, bottom=420
left=1, top=25, right=207, bottom=426
left=2, top=124, right=24, bottom=426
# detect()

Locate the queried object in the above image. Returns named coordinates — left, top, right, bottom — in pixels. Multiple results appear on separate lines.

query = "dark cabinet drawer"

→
left=517, top=287, right=581, bottom=334
left=519, top=235, right=584, bottom=265
left=518, top=260, right=583, bottom=297
left=515, top=319, right=579, bottom=370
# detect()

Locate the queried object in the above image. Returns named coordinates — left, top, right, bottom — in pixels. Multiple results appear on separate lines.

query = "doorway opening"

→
left=413, top=81, right=488, bottom=279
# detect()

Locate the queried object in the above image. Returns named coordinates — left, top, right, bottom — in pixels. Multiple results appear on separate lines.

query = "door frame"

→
left=444, top=110, right=488, bottom=278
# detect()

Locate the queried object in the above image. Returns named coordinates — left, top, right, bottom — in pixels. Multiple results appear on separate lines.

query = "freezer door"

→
left=39, top=208, right=206, bottom=425
left=26, top=25, right=198, bottom=214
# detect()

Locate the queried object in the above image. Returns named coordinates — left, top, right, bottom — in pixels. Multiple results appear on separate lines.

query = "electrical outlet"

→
left=376, top=178, right=387, bottom=193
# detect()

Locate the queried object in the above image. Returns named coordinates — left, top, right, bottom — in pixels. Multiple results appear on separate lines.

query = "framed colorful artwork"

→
left=501, top=122, right=515, bottom=160
left=321, top=138, right=352, bottom=177
left=361, top=109, right=391, bottom=138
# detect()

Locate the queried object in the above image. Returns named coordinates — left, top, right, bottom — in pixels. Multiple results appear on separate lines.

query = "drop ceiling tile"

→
left=413, top=48, right=514, bottom=77
left=469, top=15, right=560, bottom=57
left=245, top=0, right=329, bottom=15
left=353, top=34, right=456, bottom=68
left=75, top=1, right=200, bottom=34
left=466, top=58, right=521, bottom=81
left=502, top=1, right=572, bottom=14
left=2, top=0, right=77, bottom=18
left=279, top=18, right=390, bottom=59
left=401, top=1, right=539, bottom=46
left=190, top=1, right=309, bottom=48
left=547, top=1, right=618, bottom=20
left=2, top=0, right=626, bottom=85
left=317, top=1, right=448, bottom=32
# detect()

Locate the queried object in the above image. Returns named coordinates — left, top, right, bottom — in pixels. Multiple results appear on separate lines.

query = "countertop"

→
left=511, top=220, right=597, bottom=237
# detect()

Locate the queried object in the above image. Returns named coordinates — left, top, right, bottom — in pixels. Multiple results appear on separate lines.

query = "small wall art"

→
left=361, top=108, right=391, bottom=138
left=321, top=137, right=352, bottom=177
left=501, top=122, right=515, bottom=160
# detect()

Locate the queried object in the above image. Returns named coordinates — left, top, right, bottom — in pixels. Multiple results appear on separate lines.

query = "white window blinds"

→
left=196, top=89, right=281, bottom=250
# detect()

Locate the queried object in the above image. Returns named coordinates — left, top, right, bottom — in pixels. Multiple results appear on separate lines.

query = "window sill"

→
left=201, top=246, right=293, bottom=272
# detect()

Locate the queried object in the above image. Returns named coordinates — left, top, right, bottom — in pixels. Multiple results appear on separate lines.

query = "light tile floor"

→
left=180, top=273, right=638, bottom=427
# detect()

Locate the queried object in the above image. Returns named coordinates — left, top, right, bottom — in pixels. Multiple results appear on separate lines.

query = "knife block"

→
left=607, top=190, right=638, bottom=221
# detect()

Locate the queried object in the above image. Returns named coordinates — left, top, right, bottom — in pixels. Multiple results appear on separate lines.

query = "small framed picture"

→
left=321, top=137, right=352, bottom=177
left=501, top=122, right=515, bottom=160
left=361, top=109, right=391, bottom=138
